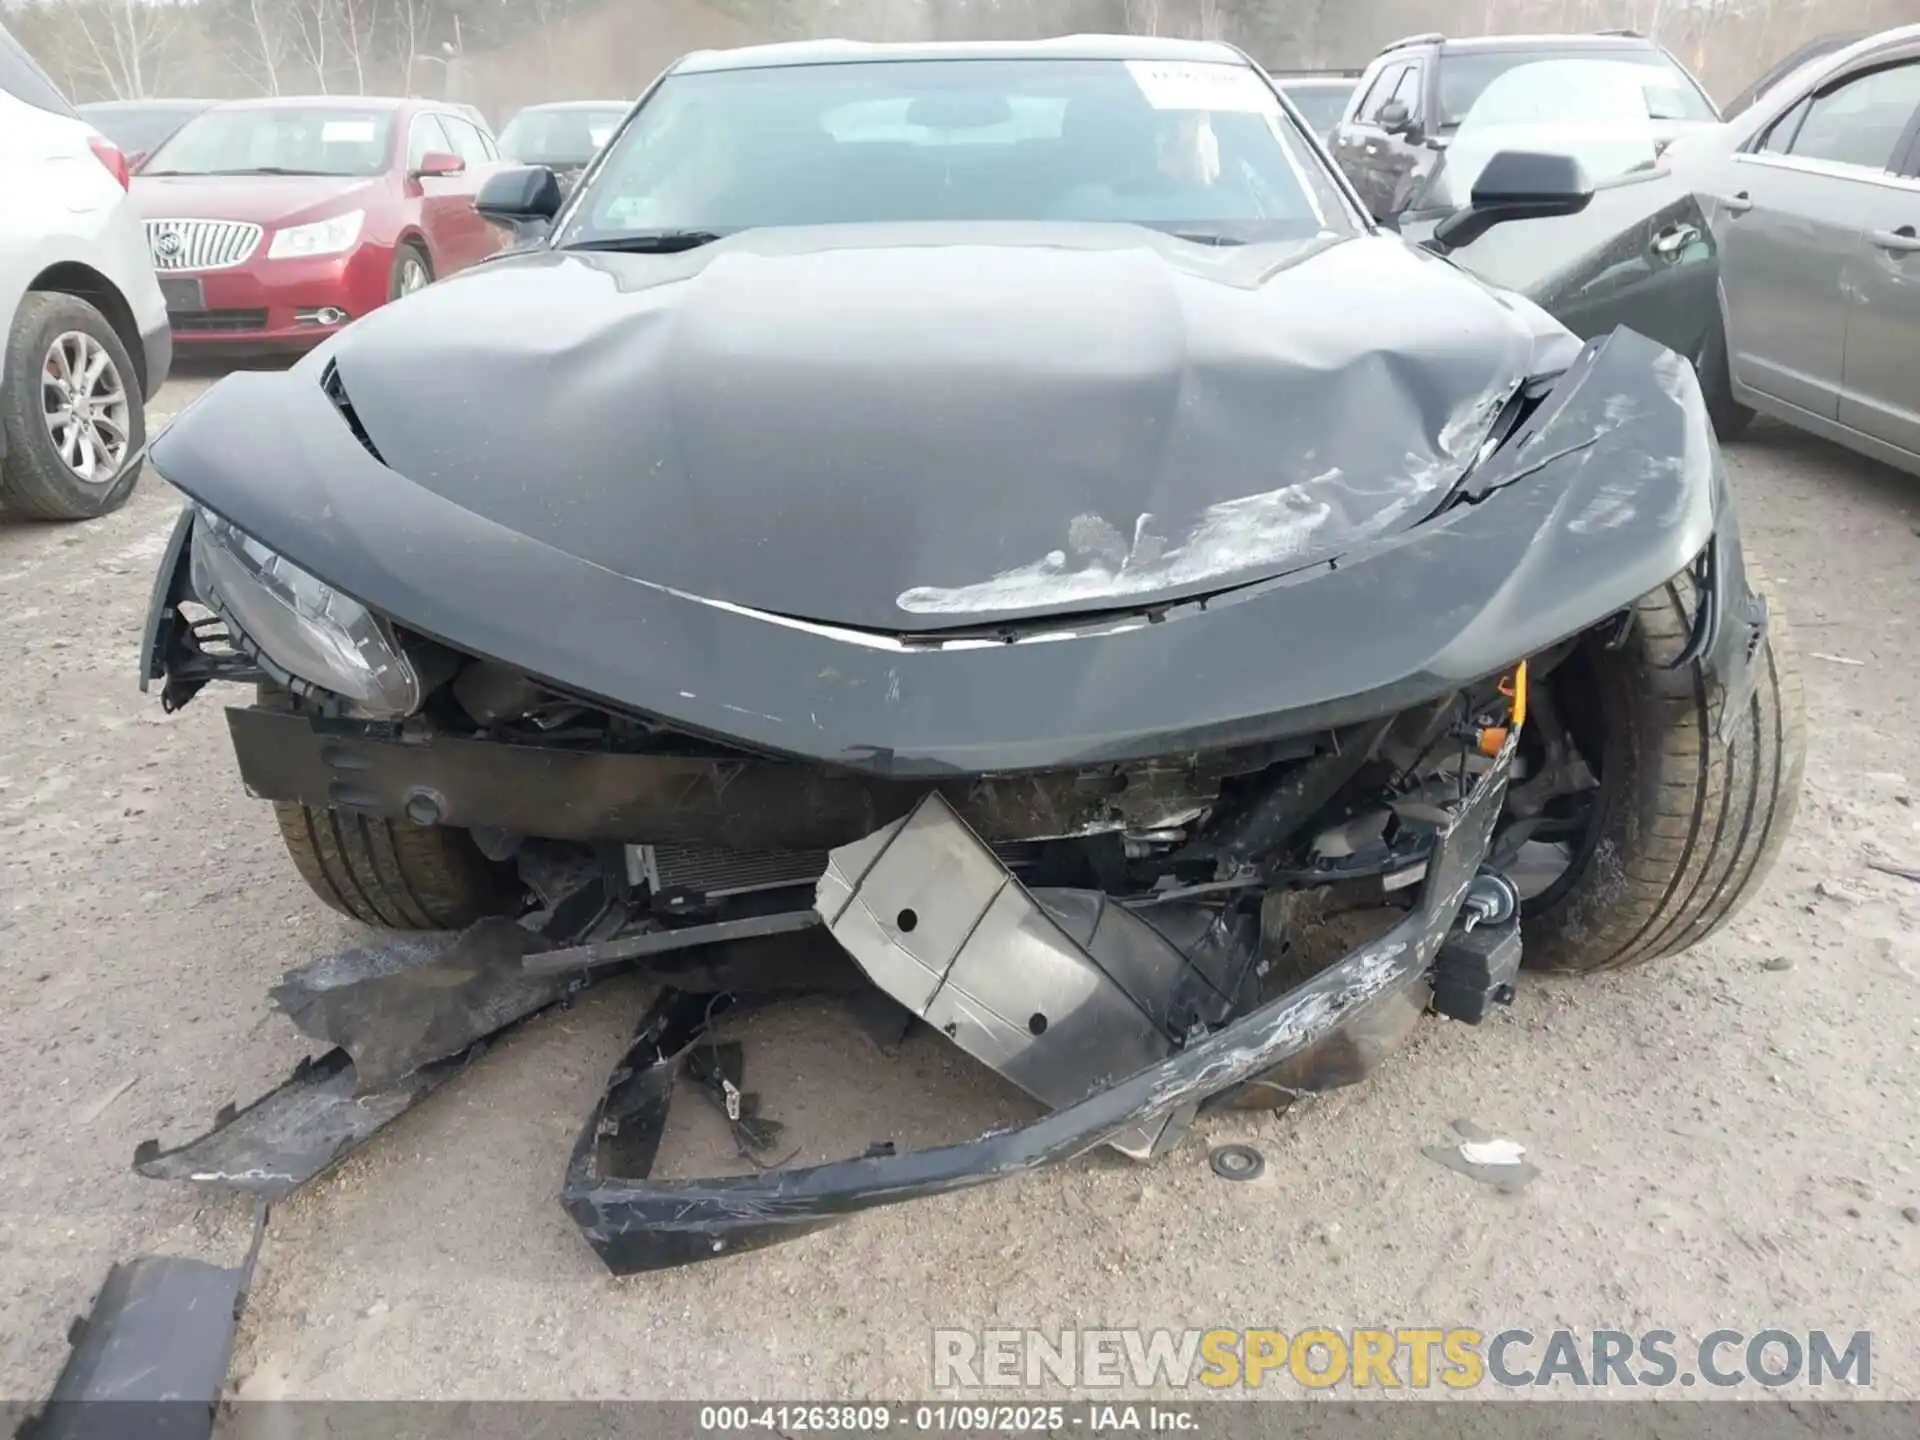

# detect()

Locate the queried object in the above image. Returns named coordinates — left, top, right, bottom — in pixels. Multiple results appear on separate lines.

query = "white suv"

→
left=0, top=22, right=169, bottom=520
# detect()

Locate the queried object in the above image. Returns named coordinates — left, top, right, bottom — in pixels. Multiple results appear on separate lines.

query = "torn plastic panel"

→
left=134, top=1046, right=473, bottom=1197
left=135, top=908, right=626, bottom=1196
left=137, top=504, right=265, bottom=716
left=40, top=1259, right=244, bottom=1406
left=269, top=917, right=586, bottom=1093
left=1444, top=326, right=1717, bottom=511
left=817, top=793, right=1259, bottom=1161
left=1690, top=519, right=1772, bottom=746
left=24, top=1208, right=266, bottom=1440
left=558, top=735, right=1513, bottom=1273
left=132, top=728, right=1514, bottom=1269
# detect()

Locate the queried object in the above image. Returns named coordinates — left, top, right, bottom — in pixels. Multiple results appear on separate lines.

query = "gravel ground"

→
left=2, top=366, right=1918, bottom=1402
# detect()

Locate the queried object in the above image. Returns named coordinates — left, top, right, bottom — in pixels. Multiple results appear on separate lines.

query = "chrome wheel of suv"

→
left=40, top=330, right=130, bottom=483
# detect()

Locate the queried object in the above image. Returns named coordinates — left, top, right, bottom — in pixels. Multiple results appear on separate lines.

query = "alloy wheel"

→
left=39, top=331, right=130, bottom=484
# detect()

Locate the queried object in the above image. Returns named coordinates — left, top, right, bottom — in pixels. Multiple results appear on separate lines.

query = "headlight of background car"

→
left=188, top=505, right=420, bottom=718
left=266, top=209, right=364, bottom=260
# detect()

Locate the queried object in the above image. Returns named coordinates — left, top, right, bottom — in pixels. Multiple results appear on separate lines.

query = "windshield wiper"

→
left=565, top=230, right=728, bottom=255
left=197, top=167, right=336, bottom=177
left=1164, top=230, right=1249, bottom=247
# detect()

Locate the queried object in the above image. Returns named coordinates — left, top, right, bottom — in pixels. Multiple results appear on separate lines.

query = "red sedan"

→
left=131, top=96, right=509, bottom=351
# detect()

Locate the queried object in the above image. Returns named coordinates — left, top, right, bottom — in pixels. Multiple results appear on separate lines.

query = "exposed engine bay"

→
left=132, top=615, right=1586, bottom=1269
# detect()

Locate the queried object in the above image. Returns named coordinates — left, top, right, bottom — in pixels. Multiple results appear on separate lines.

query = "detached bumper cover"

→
left=561, top=736, right=1512, bottom=1272
left=132, top=735, right=1514, bottom=1272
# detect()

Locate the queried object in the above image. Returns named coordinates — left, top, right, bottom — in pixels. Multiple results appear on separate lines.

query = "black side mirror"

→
left=476, top=165, right=563, bottom=234
left=1376, top=99, right=1415, bottom=136
left=1426, top=150, right=1594, bottom=253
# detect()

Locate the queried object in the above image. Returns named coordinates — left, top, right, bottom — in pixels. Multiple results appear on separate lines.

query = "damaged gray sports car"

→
left=136, top=36, right=1802, bottom=1272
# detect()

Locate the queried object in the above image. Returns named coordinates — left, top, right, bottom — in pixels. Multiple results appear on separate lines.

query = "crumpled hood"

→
left=324, top=224, right=1570, bottom=633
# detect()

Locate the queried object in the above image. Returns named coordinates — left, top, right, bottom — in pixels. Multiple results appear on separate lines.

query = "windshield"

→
left=1279, top=81, right=1354, bottom=135
left=141, top=106, right=395, bottom=177
left=1437, top=47, right=1715, bottom=128
left=558, top=57, right=1355, bottom=248
left=1418, top=59, right=1670, bottom=213
left=84, top=104, right=202, bottom=154
left=499, top=106, right=628, bottom=165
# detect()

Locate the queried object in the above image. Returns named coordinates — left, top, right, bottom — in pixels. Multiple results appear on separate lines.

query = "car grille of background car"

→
left=144, top=220, right=263, bottom=271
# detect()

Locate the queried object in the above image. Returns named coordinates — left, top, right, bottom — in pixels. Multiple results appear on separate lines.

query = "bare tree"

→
left=393, top=0, right=438, bottom=95
left=335, top=0, right=384, bottom=93
left=1124, top=0, right=1163, bottom=37
left=58, top=0, right=184, bottom=99
left=286, top=0, right=334, bottom=92
left=226, top=0, right=292, bottom=95
left=6, top=0, right=1909, bottom=112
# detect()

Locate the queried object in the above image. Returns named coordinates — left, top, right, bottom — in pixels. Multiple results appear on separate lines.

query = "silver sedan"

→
left=1670, top=24, right=1920, bottom=474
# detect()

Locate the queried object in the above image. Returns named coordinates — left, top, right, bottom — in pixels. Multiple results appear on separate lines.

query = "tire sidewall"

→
left=1520, top=566, right=1799, bottom=974
left=1, top=292, right=146, bottom=521
left=1696, top=314, right=1753, bottom=441
left=389, top=243, right=434, bottom=302
left=1520, top=633, right=1655, bottom=969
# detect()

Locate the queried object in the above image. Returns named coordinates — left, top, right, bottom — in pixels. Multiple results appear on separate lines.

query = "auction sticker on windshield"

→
left=321, top=120, right=377, bottom=142
left=1126, top=61, right=1279, bottom=114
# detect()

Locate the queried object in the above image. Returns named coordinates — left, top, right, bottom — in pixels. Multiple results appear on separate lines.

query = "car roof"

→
left=1274, top=75, right=1357, bottom=88
left=674, top=34, right=1245, bottom=74
left=202, top=94, right=413, bottom=112
left=1436, top=33, right=1661, bottom=54
left=513, top=100, right=630, bottom=112
left=1805, top=22, right=1920, bottom=73
left=1726, top=23, right=1920, bottom=135
left=80, top=98, right=214, bottom=111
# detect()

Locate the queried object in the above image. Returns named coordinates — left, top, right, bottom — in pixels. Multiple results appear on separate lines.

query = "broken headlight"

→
left=188, top=505, right=421, bottom=718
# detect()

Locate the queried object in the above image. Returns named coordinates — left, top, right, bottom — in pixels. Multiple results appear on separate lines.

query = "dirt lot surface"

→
left=3, top=365, right=1919, bottom=1402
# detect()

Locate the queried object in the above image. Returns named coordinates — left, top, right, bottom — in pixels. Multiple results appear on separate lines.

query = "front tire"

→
left=389, top=243, right=433, bottom=301
left=273, top=802, right=522, bottom=931
left=0, top=292, right=145, bottom=521
left=1698, top=317, right=1754, bottom=442
left=1522, top=564, right=1804, bottom=972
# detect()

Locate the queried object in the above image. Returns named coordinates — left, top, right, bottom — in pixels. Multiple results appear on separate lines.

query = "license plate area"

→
left=159, top=276, right=205, bottom=313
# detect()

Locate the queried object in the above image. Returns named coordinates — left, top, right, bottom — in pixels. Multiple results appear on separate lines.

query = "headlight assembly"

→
left=188, top=505, right=420, bottom=718
left=267, top=209, right=364, bottom=260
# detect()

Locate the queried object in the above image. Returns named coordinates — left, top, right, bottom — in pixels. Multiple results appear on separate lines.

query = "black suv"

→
left=1328, top=29, right=1719, bottom=221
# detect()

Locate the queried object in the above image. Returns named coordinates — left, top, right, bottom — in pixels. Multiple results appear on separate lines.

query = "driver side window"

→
left=406, top=114, right=451, bottom=170
left=1758, top=96, right=1810, bottom=154
left=1784, top=60, right=1920, bottom=171
left=1363, top=63, right=1413, bottom=123
left=1389, top=64, right=1424, bottom=119
left=439, top=115, right=492, bottom=166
